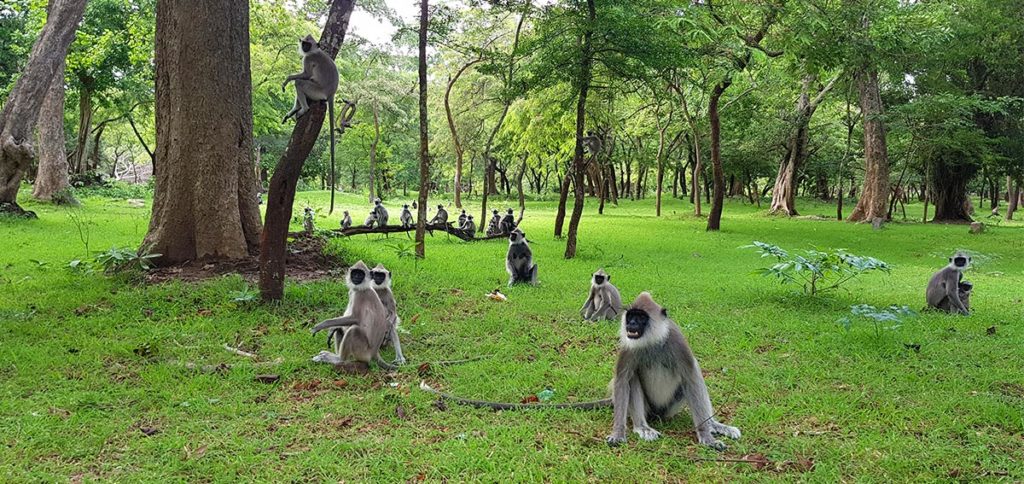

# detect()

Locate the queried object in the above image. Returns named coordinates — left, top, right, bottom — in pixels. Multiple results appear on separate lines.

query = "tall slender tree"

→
left=415, top=0, right=430, bottom=258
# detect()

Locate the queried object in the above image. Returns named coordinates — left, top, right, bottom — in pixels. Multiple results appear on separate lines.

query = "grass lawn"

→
left=1, top=188, right=1022, bottom=481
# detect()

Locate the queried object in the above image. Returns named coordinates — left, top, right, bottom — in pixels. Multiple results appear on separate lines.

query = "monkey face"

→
left=623, top=309, right=649, bottom=339
left=370, top=270, right=388, bottom=286
left=951, top=254, right=970, bottom=268
left=403, top=205, right=408, bottom=209
left=507, top=209, right=514, bottom=214
left=437, top=205, right=444, bottom=210
left=300, top=39, right=314, bottom=53
left=348, top=267, right=366, bottom=285
left=594, top=274, right=606, bottom=285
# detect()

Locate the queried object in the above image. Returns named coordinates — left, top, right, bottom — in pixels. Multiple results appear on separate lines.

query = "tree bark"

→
left=928, top=157, right=975, bottom=222
left=0, top=0, right=88, bottom=216
left=72, top=77, right=93, bottom=174
left=1005, top=177, right=1018, bottom=220
left=414, top=0, right=430, bottom=258
left=146, top=0, right=262, bottom=266
left=848, top=68, right=890, bottom=222
left=32, top=57, right=74, bottom=203
left=259, top=0, right=353, bottom=300
left=564, top=0, right=595, bottom=259
left=554, top=169, right=571, bottom=237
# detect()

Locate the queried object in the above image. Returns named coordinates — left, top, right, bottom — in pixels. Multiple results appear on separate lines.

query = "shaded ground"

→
left=145, top=234, right=344, bottom=284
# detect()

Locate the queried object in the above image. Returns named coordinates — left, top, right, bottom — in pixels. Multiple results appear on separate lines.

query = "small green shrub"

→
left=839, top=304, right=918, bottom=338
left=744, top=241, right=891, bottom=295
left=94, top=245, right=161, bottom=275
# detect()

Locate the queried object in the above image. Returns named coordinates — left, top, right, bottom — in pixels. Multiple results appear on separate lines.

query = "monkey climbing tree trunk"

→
left=414, top=0, right=430, bottom=258
left=32, top=57, right=74, bottom=204
left=258, top=0, right=354, bottom=301
left=0, top=0, right=87, bottom=217
left=705, top=79, right=729, bottom=231
left=368, top=100, right=379, bottom=203
left=445, top=58, right=481, bottom=209
left=848, top=68, right=890, bottom=222
left=146, top=0, right=262, bottom=265
left=563, top=0, right=595, bottom=260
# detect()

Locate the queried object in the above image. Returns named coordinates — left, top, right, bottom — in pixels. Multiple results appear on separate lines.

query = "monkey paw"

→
left=711, top=422, right=741, bottom=440
left=606, top=434, right=627, bottom=447
left=311, top=351, right=341, bottom=365
left=698, top=435, right=728, bottom=451
left=633, top=427, right=661, bottom=441
left=394, top=356, right=407, bottom=365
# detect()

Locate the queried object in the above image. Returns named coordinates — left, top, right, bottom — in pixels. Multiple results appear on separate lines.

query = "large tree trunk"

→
left=848, top=68, right=890, bottom=222
left=563, top=0, right=595, bottom=259
left=769, top=74, right=837, bottom=216
left=146, top=0, right=262, bottom=265
left=1006, top=177, right=1019, bottom=220
left=0, top=0, right=88, bottom=216
left=929, top=157, right=975, bottom=222
left=259, top=0, right=354, bottom=300
left=414, top=0, right=430, bottom=258
left=32, top=57, right=74, bottom=203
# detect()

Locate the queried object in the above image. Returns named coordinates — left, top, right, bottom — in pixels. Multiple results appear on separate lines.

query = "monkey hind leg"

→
left=629, top=382, right=660, bottom=441
left=339, top=327, right=374, bottom=364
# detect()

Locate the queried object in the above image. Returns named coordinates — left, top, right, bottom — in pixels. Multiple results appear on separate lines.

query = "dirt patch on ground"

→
left=145, top=235, right=345, bottom=284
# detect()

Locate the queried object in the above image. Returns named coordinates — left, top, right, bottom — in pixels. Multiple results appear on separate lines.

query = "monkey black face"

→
left=509, top=231, right=522, bottom=243
left=403, top=205, right=409, bottom=209
left=301, top=40, right=314, bottom=53
left=349, top=268, right=366, bottom=285
left=594, top=274, right=606, bottom=285
left=624, top=309, right=649, bottom=339
left=493, top=210, right=499, bottom=215
left=370, top=270, right=388, bottom=285
left=952, top=255, right=970, bottom=268
left=507, top=208, right=514, bottom=214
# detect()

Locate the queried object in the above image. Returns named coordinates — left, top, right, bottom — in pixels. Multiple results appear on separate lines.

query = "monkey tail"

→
left=328, top=97, right=336, bottom=214
left=419, top=381, right=611, bottom=411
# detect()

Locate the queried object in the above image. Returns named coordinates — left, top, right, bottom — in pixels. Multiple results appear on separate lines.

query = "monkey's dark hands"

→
left=606, top=434, right=627, bottom=447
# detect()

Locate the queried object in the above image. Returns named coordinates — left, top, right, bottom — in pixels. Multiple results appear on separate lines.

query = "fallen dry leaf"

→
left=139, top=427, right=160, bottom=437
left=520, top=395, right=539, bottom=404
left=741, top=453, right=771, bottom=471
left=396, top=405, right=408, bottom=420
left=986, top=326, right=997, bottom=335
left=333, top=379, right=349, bottom=388
left=417, top=362, right=433, bottom=378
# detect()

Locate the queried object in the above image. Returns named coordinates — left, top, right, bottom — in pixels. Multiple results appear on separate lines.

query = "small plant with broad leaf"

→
left=94, top=245, right=161, bottom=275
left=839, top=304, right=917, bottom=338
left=744, top=241, right=891, bottom=295
left=229, top=286, right=260, bottom=306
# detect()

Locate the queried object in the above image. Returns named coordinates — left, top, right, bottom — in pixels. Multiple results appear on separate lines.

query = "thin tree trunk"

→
left=33, top=57, right=74, bottom=203
left=564, top=0, right=595, bottom=259
left=706, top=80, right=729, bottom=231
left=445, top=58, right=481, bottom=209
left=368, top=100, right=379, bottom=202
left=414, top=0, right=430, bottom=258
left=0, top=0, right=88, bottom=216
left=1005, top=177, right=1018, bottom=220
left=848, top=68, right=890, bottom=222
left=554, top=169, right=571, bottom=237
left=259, top=0, right=354, bottom=300
left=72, top=78, right=93, bottom=174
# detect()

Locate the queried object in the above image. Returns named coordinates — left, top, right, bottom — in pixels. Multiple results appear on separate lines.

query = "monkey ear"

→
left=606, top=274, right=611, bottom=281
left=661, top=308, right=668, bottom=317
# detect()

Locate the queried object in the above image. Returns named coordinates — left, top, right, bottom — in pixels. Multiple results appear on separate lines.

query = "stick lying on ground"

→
left=419, top=381, right=611, bottom=410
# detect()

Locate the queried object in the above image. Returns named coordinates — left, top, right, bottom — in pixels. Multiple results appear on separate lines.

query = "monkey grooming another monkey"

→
left=370, top=264, right=406, bottom=365
left=311, top=261, right=395, bottom=372
left=282, top=34, right=341, bottom=213
left=340, top=210, right=352, bottom=230
left=400, top=204, right=414, bottom=228
left=581, top=268, right=622, bottom=321
left=926, top=251, right=973, bottom=315
left=373, top=198, right=389, bottom=227
left=606, top=292, right=741, bottom=450
left=506, top=228, right=537, bottom=286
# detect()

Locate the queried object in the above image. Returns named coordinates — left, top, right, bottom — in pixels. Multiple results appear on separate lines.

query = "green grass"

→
left=2, top=188, right=1023, bottom=481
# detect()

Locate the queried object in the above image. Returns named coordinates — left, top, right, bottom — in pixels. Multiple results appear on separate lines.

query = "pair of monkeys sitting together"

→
left=311, top=257, right=741, bottom=450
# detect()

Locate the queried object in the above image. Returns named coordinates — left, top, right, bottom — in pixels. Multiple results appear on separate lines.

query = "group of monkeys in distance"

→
left=334, top=198, right=521, bottom=236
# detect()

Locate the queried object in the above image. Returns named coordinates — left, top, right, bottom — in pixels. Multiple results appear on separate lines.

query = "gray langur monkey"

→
left=302, top=207, right=315, bottom=235
left=461, top=215, right=476, bottom=237
left=282, top=34, right=341, bottom=214
left=506, top=228, right=538, bottom=286
left=373, top=198, right=389, bottom=227
left=487, top=209, right=502, bottom=236
left=370, top=264, right=406, bottom=365
left=926, top=251, right=973, bottom=315
left=581, top=268, right=622, bottom=321
left=340, top=210, right=352, bottom=230
left=400, top=204, right=414, bottom=228
left=364, top=210, right=377, bottom=228
left=311, top=261, right=395, bottom=372
left=458, top=210, right=468, bottom=228
left=500, top=208, right=516, bottom=234
left=580, top=131, right=603, bottom=159
left=429, top=205, right=449, bottom=225
left=607, top=292, right=741, bottom=450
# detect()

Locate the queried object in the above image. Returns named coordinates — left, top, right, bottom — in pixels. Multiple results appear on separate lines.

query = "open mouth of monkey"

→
left=625, top=325, right=643, bottom=339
